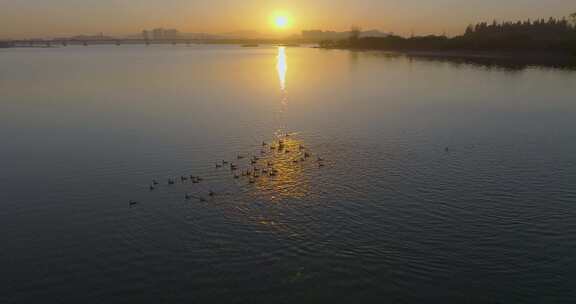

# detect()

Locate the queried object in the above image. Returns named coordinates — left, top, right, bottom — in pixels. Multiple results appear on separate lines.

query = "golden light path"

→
left=277, top=46, right=287, bottom=92
left=275, top=46, right=288, bottom=137
left=220, top=47, right=315, bottom=235
left=247, top=46, right=311, bottom=201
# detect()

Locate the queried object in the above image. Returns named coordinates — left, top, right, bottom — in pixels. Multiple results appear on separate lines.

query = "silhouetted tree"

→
left=570, top=12, right=576, bottom=27
left=350, top=26, right=361, bottom=42
left=320, top=14, right=576, bottom=56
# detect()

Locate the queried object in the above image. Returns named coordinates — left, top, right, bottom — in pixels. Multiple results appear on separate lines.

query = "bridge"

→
left=2, top=39, right=209, bottom=48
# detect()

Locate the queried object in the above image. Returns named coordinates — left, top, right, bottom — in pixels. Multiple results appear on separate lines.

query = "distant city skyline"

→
left=1, top=0, right=574, bottom=39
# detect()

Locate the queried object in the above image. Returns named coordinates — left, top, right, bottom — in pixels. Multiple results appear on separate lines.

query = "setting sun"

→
left=275, top=16, right=289, bottom=28
left=272, top=12, right=291, bottom=30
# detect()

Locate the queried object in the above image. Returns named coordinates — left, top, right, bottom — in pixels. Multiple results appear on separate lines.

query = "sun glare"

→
left=275, top=16, right=289, bottom=28
left=272, top=13, right=291, bottom=29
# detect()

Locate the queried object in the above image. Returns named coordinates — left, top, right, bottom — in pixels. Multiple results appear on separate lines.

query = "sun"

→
left=271, top=12, right=291, bottom=30
left=275, top=16, right=289, bottom=29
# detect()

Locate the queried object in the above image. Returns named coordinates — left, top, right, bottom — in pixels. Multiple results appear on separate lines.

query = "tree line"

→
left=464, top=17, right=574, bottom=38
left=320, top=14, right=576, bottom=55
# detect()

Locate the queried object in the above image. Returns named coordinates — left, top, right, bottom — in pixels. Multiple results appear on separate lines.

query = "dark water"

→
left=1, top=45, right=576, bottom=303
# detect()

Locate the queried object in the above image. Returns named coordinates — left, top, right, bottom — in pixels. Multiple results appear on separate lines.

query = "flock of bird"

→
left=129, top=134, right=326, bottom=207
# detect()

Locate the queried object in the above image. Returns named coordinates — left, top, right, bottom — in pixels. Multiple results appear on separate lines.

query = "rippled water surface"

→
left=1, top=45, right=576, bottom=303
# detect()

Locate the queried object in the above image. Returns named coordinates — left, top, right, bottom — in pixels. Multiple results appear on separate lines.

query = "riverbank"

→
left=323, top=46, right=576, bottom=69
left=400, top=49, right=576, bottom=66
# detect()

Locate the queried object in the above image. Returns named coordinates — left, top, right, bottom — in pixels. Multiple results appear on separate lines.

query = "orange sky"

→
left=0, top=0, right=574, bottom=38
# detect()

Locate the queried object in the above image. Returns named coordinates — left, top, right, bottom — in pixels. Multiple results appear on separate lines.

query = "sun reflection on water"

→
left=252, top=136, right=312, bottom=201
left=260, top=47, right=312, bottom=200
left=277, top=46, right=287, bottom=92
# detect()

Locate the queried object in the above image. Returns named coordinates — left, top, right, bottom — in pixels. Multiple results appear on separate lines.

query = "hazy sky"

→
left=0, top=0, right=574, bottom=38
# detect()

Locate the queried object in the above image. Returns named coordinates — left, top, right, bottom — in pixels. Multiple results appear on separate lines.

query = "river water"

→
left=1, top=45, right=575, bottom=303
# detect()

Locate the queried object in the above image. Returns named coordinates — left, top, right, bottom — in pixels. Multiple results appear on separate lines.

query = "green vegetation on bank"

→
left=320, top=14, right=576, bottom=56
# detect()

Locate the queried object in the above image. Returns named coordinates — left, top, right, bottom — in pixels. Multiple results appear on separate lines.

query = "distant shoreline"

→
left=321, top=46, right=576, bottom=68
left=398, top=49, right=574, bottom=63
left=318, top=17, right=576, bottom=68
left=0, top=39, right=314, bottom=48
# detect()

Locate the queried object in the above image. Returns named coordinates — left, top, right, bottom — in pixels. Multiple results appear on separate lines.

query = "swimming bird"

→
left=129, top=200, right=139, bottom=206
left=237, top=154, right=245, bottom=160
left=223, top=160, right=229, bottom=165
left=209, top=190, right=216, bottom=197
left=185, top=193, right=192, bottom=200
left=249, top=178, right=255, bottom=184
left=149, top=185, right=155, bottom=191
left=234, top=174, right=240, bottom=179
left=168, top=179, right=175, bottom=185
left=318, top=163, right=325, bottom=168
left=152, top=180, right=159, bottom=185
left=181, top=176, right=188, bottom=182
left=215, top=162, right=223, bottom=168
